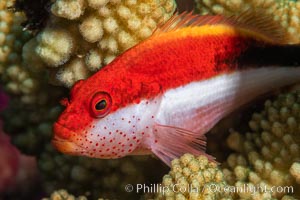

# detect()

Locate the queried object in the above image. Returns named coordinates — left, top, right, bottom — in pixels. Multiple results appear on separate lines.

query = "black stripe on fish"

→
left=238, top=45, right=300, bottom=68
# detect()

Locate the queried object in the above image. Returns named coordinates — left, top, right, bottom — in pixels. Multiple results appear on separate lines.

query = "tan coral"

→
left=79, top=15, right=104, bottom=43
left=0, top=0, right=25, bottom=68
left=156, top=153, right=233, bottom=200
left=87, top=0, right=110, bottom=8
left=51, top=0, right=86, bottom=20
left=56, top=58, right=91, bottom=87
left=85, top=48, right=103, bottom=71
left=0, top=8, right=62, bottom=104
left=22, top=38, right=45, bottom=73
left=27, top=0, right=177, bottom=87
left=0, top=0, right=48, bottom=104
left=290, top=162, right=300, bottom=184
left=41, top=189, right=88, bottom=200
left=195, top=0, right=300, bottom=44
left=35, top=27, right=75, bottom=67
left=223, top=90, right=300, bottom=199
left=5, top=65, right=38, bottom=94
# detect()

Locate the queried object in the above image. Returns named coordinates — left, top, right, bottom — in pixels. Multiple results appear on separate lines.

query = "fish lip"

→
left=52, top=136, right=86, bottom=154
left=52, top=123, right=85, bottom=154
left=53, top=122, right=73, bottom=139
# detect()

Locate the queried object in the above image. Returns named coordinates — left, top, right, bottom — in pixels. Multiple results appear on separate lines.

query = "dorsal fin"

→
left=154, top=10, right=287, bottom=44
left=230, top=10, right=287, bottom=44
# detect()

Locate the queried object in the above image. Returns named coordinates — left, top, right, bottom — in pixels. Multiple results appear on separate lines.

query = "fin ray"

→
left=151, top=124, right=215, bottom=166
left=154, top=10, right=287, bottom=44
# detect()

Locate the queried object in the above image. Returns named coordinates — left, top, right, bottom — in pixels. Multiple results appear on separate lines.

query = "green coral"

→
left=156, top=153, right=233, bottom=200
left=223, top=90, right=300, bottom=199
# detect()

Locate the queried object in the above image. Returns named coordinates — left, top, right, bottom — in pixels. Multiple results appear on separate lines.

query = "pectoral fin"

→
left=151, top=124, right=215, bottom=166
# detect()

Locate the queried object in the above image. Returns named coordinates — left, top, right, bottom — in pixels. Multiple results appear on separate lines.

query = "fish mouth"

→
left=53, top=122, right=73, bottom=139
left=52, top=123, right=85, bottom=155
left=52, top=137, right=84, bottom=155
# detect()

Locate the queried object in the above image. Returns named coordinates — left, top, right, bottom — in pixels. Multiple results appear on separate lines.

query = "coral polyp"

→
left=24, top=0, right=177, bottom=87
left=156, top=154, right=233, bottom=200
left=223, top=90, right=300, bottom=199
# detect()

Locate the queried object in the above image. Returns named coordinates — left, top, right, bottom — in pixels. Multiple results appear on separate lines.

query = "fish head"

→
left=52, top=77, right=159, bottom=159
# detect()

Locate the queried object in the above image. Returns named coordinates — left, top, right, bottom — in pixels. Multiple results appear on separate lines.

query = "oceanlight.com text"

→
left=124, top=183, right=294, bottom=195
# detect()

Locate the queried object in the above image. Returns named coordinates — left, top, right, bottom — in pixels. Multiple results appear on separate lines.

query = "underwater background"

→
left=0, top=0, right=299, bottom=199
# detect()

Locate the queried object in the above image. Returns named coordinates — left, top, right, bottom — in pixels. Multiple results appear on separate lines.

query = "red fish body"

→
left=53, top=12, right=300, bottom=165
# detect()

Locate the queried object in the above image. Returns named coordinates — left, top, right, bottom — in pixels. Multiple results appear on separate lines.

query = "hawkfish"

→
left=52, top=11, right=300, bottom=166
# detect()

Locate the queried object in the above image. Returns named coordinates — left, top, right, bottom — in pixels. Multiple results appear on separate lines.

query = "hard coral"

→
left=2, top=98, right=63, bottom=155
left=39, top=145, right=167, bottom=199
left=0, top=0, right=55, bottom=105
left=26, top=0, right=177, bottom=87
left=194, top=0, right=300, bottom=44
left=156, top=153, right=233, bottom=200
left=0, top=0, right=32, bottom=94
left=0, top=0, right=67, bottom=159
left=42, top=189, right=88, bottom=200
left=223, top=90, right=300, bottom=199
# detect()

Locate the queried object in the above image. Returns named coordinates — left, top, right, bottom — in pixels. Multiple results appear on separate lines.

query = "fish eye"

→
left=91, top=92, right=112, bottom=118
left=95, top=99, right=107, bottom=111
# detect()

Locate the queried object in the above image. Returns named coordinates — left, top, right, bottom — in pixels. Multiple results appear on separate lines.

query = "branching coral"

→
left=0, top=0, right=66, bottom=153
left=24, top=0, right=177, bottom=87
left=0, top=4, right=65, bottom=164
left=223, top=90, right=300, bottom=199
left=0, top=0, right=61, bottom=105
left=0, top=0, right=36, bottom=98
left=39, top=144, right=167, bottom=199
left=42, top=189, right=89, bottom=200
left=2, top=97, right=63, bottom=155
left=156, top=153, right=233, bottom=200
left=194, top=0, right=300, bottom=44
